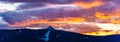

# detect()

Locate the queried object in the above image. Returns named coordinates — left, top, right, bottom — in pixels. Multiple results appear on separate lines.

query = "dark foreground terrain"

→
left=0, top=26, right=120, bottom=42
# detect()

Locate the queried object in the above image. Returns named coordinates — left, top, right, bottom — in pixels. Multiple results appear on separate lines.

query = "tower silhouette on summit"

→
left=46, top=26, right=55, bottom=31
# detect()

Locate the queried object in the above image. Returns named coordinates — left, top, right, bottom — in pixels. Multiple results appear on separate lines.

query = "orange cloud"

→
left=95, top=12, right=120, bottom=24
left=72, top=1, right=104, bottom=9
left=10, top=17, right=85, bottom=27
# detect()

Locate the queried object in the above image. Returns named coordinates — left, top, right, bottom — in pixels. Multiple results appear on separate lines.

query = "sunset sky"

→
left=0, top=0, right=120, bottom=36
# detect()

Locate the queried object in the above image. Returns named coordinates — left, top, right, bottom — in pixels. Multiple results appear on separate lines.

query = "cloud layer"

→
left=0, top=0, right=120, bottom=36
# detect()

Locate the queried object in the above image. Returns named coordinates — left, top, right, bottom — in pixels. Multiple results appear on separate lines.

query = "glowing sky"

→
left=0, top=0, right=120, bottom=36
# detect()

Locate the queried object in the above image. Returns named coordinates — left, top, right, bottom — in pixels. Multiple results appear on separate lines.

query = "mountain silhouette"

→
left=0, top=26, right=120, bottom=42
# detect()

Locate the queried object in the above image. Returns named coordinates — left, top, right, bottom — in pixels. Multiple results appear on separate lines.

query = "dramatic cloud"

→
left=0, top=0, right=120, bottom=36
